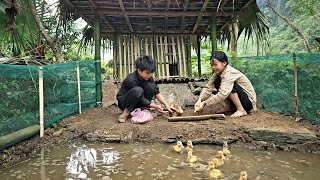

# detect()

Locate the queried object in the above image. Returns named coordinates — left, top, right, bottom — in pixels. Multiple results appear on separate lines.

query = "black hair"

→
left=210, top=51, right=228, bottom=65
left=135, top=55, right=156, bottom=73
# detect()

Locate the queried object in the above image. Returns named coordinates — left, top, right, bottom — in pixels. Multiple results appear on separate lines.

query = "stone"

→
left=247, top=127, right=317, bottom=145
left=52, top=130, right=63, bottom=137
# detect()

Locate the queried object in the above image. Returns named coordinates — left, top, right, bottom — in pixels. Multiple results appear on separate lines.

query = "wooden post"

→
left=293, top=53, right=299, bottom=120
left=186, top=35, right=192, bottom=77
left=77, top=62, right=82, bottom=114
left=124, top=37, right=127, bottom=77
left=94, top=14, right=102, bottom=105
left=156, top=36, right=161, bottom=78
left=131, top=36, right=134, bottom=73
left=38, top=66, right=44, bottom=138
left=210, top=15, right=217, bottom=52
left=160, top=36, right=165, bottom=78
left=197, top=34, right=201, bottom=77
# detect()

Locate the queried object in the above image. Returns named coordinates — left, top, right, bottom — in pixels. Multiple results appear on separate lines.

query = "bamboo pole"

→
left=177, top=35, right=183, bottom=77
left=131, top=36, right=134, bottom=72
left=118, top=36, right=123, bottom=80
left=94, top=14, right=102, bottom=105
left=113, top=35, right=117, bottom=79
left=168, top=114, right=226, bottom=121
left=39, top=66, right=44, bottom=138
left=156, top=36, right=162, bottom=78
left=181, top=35, right=187, bottom=77
left=137, top=37, right=141, bottom=57
left=160, top=36, right=165, bottom=78
left=164, top=36, right=170, bottom=78
left=293, top=53, right=299, bottom=121
left=197, top=34, right=201, bottom=77
left=77, top=62, right=82, bottom=114
left=210, top=15, right=217, bottom=51
left=145, top=36, right=149, bottom=55
left=186, top=35, right=192, bottom=77
left=124, top=37, right=127, bottom=77
left=171, top=36, right=177, bottom=64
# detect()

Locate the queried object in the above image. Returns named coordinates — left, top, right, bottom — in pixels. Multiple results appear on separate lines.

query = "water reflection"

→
left=66, top=144, right=97, bottom=179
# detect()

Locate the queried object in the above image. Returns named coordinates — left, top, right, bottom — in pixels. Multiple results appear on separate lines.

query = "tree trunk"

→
left=28, top=0, right=62, bottom=63
left=267, top=0, right=311, bottom=52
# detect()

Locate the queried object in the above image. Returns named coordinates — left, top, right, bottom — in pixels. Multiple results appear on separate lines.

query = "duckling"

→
left=185, top=140, right=194, bottom=152
left=222, top=141, right=231, bottom=156
left=210, top=151, right=225, bottom=167
left=187, top=150, right=201, bottom=163
left=175, top=106, right=184, bottom=116
left=239, top=171, right=248, bottom=180
left=172, top=141, right=184, bottom=153
left=207, top=159, right=224, bottom=179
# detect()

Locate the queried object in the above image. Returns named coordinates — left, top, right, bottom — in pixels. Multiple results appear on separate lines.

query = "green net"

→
left=0, top=60, right=96, bottom=149
left=232, top=52, right=320, bottom=124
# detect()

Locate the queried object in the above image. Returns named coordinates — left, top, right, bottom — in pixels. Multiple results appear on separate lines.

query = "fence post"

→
left=293, top=53, right=299, bottom=121
left=77, top=62, right=82, bottom=114
left=39, top=66, right=44, bottom=138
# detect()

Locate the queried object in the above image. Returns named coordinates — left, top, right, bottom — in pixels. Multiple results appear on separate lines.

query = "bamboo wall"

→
left=113, top=35, right=191, bottom=80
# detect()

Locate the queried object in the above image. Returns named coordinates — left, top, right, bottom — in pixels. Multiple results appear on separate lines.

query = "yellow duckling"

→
left=175, top=106, right=184, bottom=116
left=211, top=151, right=225, bottom=167
left=222, top=141, right=230, bottom=156
left=239, top=171, right=248, bottom=180
left=186, top=140, right=194, bottom=152
left=207, top=159, right=224, bottom=179
left=172, top=141, right=184, bottom=153
left=187, top=150, right=201, bottom=163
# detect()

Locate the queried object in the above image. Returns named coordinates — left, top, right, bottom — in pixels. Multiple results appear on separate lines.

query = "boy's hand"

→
left=150, top=103, right=164, bottom=113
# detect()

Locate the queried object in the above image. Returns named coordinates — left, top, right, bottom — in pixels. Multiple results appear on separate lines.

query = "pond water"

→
left=0, top=142, right=319, bottom=180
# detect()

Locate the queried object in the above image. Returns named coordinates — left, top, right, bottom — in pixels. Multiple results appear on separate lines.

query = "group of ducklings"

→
left=172, top=140, right=248, bottom=179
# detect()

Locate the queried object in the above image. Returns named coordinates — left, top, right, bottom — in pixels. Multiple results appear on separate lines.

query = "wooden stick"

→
left=39, top=66, right=44, bottom=138
left=168, top=114, right=225, bottom=122
left=77, top=62, right=82, bottom=114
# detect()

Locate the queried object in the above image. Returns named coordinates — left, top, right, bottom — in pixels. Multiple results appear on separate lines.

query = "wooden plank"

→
left=164, top=36, right=170, bottom=78
left=176, top=35, right=183, bottom=77
left=168, top=114, right=226, bottom=122
left=181, top=36, right=187, bottom=77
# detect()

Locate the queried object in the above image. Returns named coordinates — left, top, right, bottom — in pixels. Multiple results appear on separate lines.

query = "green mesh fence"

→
left=0, top=60, right=96, bottom=148
left=232, top=52, right=320, bottom=124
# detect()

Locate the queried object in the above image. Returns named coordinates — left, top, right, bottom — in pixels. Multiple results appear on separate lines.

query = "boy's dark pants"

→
left=117, top=82, right=157, bottom=112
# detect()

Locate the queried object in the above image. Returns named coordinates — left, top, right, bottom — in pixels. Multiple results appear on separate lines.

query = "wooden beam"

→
left=146, top=0, right=154, bottom=32
left=101, top=32, right=211, bottom=36
left=80, top=9, right=233, bottom=17
left=192, top=0, right=209, bottom=33
left=217, top=0, right=255, bottom=32
left=118, top=0, right=134, bottom=32
left=165, top=0, right=171, bottom=32
left=64, top=0, right=93, bottom=26
left=180, top=0, right=189, bottom=32
left=88, top=0, right=115, bottom=32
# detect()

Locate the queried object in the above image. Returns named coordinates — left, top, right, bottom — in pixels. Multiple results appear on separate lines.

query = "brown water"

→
left=0, top=142, right=319, bottom=180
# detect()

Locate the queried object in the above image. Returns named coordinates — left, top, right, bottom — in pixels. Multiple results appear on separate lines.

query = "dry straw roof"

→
left=65, top=0, right=256, bottom=35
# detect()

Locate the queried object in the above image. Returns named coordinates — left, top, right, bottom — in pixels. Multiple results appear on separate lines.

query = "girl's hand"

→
left=194, top=101, right=205, bottom=113
left=165, top=105, right=175, bottom=114
left=150, top=103, right=164, bottom=113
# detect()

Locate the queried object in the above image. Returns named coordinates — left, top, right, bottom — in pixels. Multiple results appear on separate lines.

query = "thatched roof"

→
left=63, top=0, right=259, bottom=36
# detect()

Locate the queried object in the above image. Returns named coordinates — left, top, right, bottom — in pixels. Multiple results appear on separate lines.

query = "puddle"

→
left=0, top=142, right=319, bottom=179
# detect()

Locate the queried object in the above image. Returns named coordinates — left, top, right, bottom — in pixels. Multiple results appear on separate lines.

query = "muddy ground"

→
left=1, top=105, right=319, bottom=167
